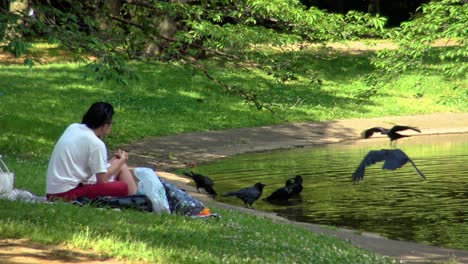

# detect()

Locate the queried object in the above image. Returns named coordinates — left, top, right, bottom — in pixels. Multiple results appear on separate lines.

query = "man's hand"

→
left=114, top=149, right=128, bottom=162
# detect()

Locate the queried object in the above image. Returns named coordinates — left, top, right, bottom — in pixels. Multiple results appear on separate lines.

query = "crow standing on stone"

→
left=361, top=125, right=421, bottom=145
left=223, top=182, right=266, bottom=208
left=182, top=171, right=217, bottom=196
left=352, top=149, right=426, bottom=183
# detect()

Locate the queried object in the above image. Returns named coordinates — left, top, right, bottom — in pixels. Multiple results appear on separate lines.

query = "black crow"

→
left=352, top=149, right=426, bottom=183
left=361, top=125, right=421, bottom=145
left=263, top=186, right=294, bottom=202
left=264, top=175, right=304, bottom=202
left=223, top=182, right=266, bottom=208
left=182, top=171, right=217, bottom=196
left=285, top=175, right=303, bottom=195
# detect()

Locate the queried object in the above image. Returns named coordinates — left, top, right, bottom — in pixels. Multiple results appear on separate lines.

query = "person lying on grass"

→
left=46, top=102, right=137, bottom=201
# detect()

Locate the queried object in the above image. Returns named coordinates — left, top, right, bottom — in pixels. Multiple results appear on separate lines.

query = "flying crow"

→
left=361, top=125, right=421, bottom=145
left=352, top=149, right=426, bottom=183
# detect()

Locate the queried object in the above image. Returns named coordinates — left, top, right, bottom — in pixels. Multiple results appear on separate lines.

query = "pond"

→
left=192, top=133, right=468, bottom=250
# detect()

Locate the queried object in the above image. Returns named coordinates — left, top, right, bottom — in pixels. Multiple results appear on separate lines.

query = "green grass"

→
left=0, top=200, right=395, bottom=263
left=0, top=42, right=466, bottom=263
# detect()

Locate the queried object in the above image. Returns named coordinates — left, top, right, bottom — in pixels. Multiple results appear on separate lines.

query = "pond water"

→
left=192, top=134, right=468, bottom=250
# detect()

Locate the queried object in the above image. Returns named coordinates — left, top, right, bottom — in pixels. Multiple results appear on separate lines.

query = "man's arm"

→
left=95, top=150, right=128, bottom=183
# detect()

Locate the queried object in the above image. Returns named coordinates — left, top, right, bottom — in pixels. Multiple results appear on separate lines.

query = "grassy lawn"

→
left=0, top=42, right=466, bottom=263
left=1, top=200, right=397, bottom=263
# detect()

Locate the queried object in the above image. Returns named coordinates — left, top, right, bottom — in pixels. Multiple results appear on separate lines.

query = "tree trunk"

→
left=368, top=0, right=381, bottom=15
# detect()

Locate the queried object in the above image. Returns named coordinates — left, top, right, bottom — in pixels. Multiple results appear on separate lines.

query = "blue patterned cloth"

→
left=159, top=178, right=204, bottom=216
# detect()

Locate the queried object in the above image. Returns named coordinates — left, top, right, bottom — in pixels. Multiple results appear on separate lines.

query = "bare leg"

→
left=109, top=159, right=137, bottom=195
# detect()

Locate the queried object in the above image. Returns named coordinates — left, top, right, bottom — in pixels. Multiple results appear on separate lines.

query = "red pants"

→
left=47, top=181, right=128, bottom=201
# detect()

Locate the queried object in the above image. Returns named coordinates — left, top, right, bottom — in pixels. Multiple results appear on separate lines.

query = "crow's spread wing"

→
left=382, top=149, right=426, bottom=179
left=361, top=127, right=389, bottom=139
left=390, top=125, right=421, bottom=134
left=353, top=149, right=426, bottom=182
left=381, top=149, right=409, bottom=170
left=352, top=150, right=388, bottom=182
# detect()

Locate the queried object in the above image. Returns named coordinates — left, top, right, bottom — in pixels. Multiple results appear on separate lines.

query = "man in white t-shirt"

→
left=46, top=102, right=137, bottom=201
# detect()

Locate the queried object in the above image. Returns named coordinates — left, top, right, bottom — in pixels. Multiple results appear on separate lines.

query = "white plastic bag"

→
left=0, top=155, right=15, bottom=197
left=133, top=167, right=170, bottom=213
left=3, top=189, right=49, bottom=203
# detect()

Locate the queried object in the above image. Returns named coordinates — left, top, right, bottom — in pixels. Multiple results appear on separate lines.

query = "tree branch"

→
left=181, top=56, right=278, bottom=115
left=108, top=15, right=239, bottom=60
left=109, top=15, right=146, bottom=31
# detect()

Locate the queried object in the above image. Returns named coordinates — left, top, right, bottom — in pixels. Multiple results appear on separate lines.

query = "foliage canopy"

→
left=371, top=0, right=467, bottom=80
left=0, top=0, right=385, bottom=109
left=1, top=0, right=466, bottom=110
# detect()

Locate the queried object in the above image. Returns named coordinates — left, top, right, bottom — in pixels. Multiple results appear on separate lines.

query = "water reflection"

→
left=192, top=134, right=468, bottom=250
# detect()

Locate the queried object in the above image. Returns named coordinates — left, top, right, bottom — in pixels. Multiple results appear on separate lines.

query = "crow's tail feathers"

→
left=205, top=186, right=217, bottom=196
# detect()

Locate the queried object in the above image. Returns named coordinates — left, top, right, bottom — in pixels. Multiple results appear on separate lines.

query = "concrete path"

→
left=122, top=112, right=468, bottom=263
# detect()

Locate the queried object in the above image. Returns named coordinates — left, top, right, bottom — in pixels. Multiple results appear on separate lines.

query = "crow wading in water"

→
left=182, top=171, right=217, bottom=196
left=285, top=175, right=303, bottom=195
left=223, top=183, right=266, bottom=208
left=263, top=185, right=294, bottom=202
left=352, top=149, right=426, bottom=183
left=361, top=125, right=421, bottom=145
left=264, top=175, right=305, bottom=202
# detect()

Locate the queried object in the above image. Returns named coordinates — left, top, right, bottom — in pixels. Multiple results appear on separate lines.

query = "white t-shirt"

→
left=46, top=123, right=108, bottom=194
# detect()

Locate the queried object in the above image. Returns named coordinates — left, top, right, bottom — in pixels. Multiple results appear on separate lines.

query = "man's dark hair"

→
left=82, top=102, right=114, bottom=129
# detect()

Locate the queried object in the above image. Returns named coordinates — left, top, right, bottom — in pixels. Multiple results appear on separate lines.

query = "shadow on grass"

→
left=0, top=239, right=119, bottom=264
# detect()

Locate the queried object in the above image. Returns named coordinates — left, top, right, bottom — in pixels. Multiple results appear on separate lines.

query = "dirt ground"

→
left=0, top=239, right=132, bottom=264
left=2, top=114, right=468, bottom=264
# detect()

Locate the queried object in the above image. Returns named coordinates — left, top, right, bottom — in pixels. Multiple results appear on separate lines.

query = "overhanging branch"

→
left=182, top=56, right=278, bottom=115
